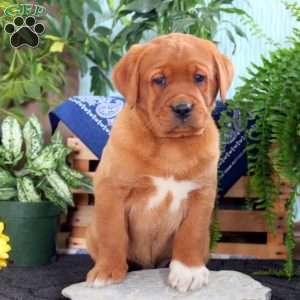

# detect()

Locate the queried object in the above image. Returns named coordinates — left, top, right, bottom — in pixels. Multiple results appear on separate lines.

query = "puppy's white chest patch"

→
left=147, top=176, right=198, bottom=212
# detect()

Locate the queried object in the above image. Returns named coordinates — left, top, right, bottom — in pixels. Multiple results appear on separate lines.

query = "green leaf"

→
left=40, top=184, right=68, bottom=214
left=225, top=29, right=236, bottom=53
left=90, top=66, right=112, bottom=95
left=6, top=107, right=24, bottom=124
left=0, top=187, right=17, bottom=201
left=61, top=16, right=71, bottom=38
left=86, top=0, right=103, bottom=13
left=45, top=15, right=61, bottom=36
left=1, top=116, right=23, bottom=165
left=51, top=130, right=64, bottom=145
left=124, top=0, right=162, bottom=13
left=23, top=115, right=44, bottom=160
left=93, top=26, right=112, bottom=37
left=68, top=46, right=88, bottom=75
left=220, top=7, right=248, bottom=15
left=233, top=24, right=247, bottom=38
left=219, top=0, right=235, bottom=4
left=87, top=13, right=96, bottom=30
left=50, top=41, right=65, bottom=53
left=28, top=144, right=59, bottom=174
left=106, top=0, right=115, bottom=11
left=90, top=38, right=109, bottom=67
left=172, top=18, right=196, bottom=32
left=69, top=0, right=84, bottom=18
left=17, top=177, right=41, bottom=203
left=81, top=176, right=93, bottom=192
left=23, top=81, right=41, bottom=99
left=46, top=170, right=73, bottom=206
left=0, top=168, right=16, bottom=188
left=44, top=34, right=62, bottom=41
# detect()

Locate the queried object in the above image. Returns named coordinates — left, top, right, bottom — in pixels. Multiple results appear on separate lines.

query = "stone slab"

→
left=62, top=269, right=271, bottom=300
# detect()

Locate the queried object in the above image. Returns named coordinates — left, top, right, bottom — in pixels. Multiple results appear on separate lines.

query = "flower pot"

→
left=0, top=201, right=61, bottom=267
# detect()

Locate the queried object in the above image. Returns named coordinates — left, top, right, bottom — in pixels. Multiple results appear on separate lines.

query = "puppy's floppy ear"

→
left=214, top=53, right=234, bottom=102
left=112, top=44, right=145, bottom=108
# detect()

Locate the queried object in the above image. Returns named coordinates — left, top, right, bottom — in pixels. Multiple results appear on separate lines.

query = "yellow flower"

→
left=0, top=222, right=11, bottom=269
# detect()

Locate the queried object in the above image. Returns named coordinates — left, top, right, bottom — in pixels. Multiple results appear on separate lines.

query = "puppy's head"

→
left=113, top=33, right=234, bottom=138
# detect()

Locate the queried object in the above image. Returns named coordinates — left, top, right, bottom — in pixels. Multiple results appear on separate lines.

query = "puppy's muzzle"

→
left=171, top=102, right=193, bottom=120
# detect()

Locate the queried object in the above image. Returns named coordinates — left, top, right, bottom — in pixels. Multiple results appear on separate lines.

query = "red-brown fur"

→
left=86, top=33, right=234, bottom=284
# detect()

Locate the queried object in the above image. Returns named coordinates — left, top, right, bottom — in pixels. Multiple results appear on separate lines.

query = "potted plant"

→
left=219, top=1, right=300, bottom=278
left=0, top=115, right=92, bottom=267
left=0, top=0, right=266, bottom=120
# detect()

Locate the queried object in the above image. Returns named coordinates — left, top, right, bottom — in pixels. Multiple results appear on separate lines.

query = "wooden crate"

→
left=58, top=137, right=289, bottom=259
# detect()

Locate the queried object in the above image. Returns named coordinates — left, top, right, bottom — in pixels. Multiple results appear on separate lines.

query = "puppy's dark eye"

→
left=152, top=75, right=166, bottom=86
left=194, top=74, right=205, bottom=83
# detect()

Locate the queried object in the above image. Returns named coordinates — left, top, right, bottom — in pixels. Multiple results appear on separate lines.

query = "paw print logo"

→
left=4, top=16, right=45, bottom=48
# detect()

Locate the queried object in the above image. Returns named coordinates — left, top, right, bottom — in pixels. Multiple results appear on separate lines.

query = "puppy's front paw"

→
left=86, top=261, right=128, bottom=288
left=168, top=260, right=209, bottom=293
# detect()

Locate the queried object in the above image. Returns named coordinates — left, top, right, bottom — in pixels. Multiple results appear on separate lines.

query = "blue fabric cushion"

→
left=49, top=96, right=249, bottom=198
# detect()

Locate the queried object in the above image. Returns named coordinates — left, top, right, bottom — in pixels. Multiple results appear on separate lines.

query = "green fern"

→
left=239, top=14, right=280, bottom=48
left=219, top=1, right=300, bottom=277
left=283, top=0, right=300, bottom=21
left=210, top=207, right=222, bottom=251
left=284, top=186, right=297, bottom=278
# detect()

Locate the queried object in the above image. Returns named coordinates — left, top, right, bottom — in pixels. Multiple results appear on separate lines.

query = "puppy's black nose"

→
left=171, top=103, right=193, bottom=119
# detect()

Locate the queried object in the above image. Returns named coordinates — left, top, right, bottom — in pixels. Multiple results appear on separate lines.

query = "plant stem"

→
left=284, top=185, right=297, bottom=278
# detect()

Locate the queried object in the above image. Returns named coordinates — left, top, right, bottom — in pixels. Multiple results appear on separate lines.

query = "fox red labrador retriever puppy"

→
left=86, top=33, right=234, bottom=292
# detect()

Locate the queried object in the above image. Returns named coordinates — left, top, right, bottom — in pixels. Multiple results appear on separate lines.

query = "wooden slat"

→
left=225, top=177, right=251, bottom=198
left=218, top=210, right=286, bottom=233
left=74, top=194, right=89, bottom=205
left=57, top=232, right=69, bottom=249
left=69, top=237, right=87, bottom=249
left=73, top=160, right=89, bottom=171
left=72, top=160, right=90, bottom=204
left=68, top=137, right=97, bottom=160
left=266, top=193, right=287, bottom=245
left=83, top=172, right=95, bottom=177
left=273, top=198, right=286, bottom=213
left=71, top=206, right=93, bottom=227
left=267, top=232, right=284, bottom=246
left=214, top=243, right=287, bottom=259
left=71, top=226, right=86, bottom=238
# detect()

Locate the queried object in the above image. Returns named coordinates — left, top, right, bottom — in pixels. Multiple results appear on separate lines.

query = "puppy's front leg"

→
left=86, top=178, right=130, bottom=287
left=169, top=188, right=215, bottom=292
